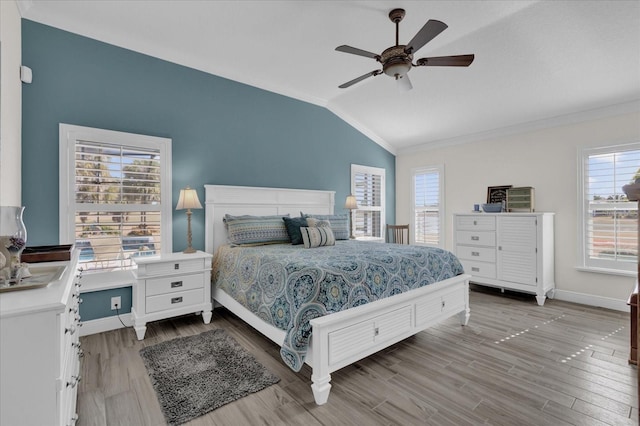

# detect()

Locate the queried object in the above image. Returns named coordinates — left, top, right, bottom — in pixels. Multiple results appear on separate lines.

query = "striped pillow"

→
left=301, top=213, right=349, bottom=240
left=223, top=214, right=290, bottom=246
left=300, top=226, right=336, bottom=248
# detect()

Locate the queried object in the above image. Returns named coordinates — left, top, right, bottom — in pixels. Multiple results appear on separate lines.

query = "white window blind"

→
left=579, top=143, right=639, bottom=273
left=351, top=164, right=385, bottom=239
left=60, top=124, right=172, bottom=273
left=412, top=166, right=444, bottom=247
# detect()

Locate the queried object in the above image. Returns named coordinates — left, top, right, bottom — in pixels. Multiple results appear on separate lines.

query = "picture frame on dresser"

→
left=486, top=185, right=512, bottom=204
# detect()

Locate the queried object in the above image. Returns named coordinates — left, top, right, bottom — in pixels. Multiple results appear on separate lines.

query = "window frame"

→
left=59, top=123, right=173, bottom=276
left=577, top=142, right=639, bottom=276
left=411, top=165, right=445, bottom=248
left=350, top=164, right=385, bottom=241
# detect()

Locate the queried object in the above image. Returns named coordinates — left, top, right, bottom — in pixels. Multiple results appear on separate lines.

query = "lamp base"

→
left=183, top=246, right=197, bottom=254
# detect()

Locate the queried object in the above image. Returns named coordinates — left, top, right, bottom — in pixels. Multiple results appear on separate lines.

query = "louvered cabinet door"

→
left=497, top=216, right=538, bottom=286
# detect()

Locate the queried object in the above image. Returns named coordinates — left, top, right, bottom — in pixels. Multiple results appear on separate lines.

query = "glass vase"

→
left=0, top=206, right=27, bottom=284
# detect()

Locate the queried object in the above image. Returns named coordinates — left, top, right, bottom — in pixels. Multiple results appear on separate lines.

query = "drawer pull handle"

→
left=471, top=267, right=480, bottom=272
left=471, top=251, right=480, bottom=256
left=171, top=297, right=183, bottom=304
left=174, top=263, right=180, bottom=270
left=471, top=236, right=480, bottom=241
left=442, top=300, right=446, bottom=308
left=374, top=327, right=379, bottom=336
left=171, top=281, right=183, bottom=288
left=473, top=220, right=477, bottom=225
left=65, top=325, right=76, bottom=335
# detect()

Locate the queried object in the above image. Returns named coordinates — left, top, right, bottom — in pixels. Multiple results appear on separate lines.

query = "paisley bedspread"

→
left=212, top=240, right=464, bottom=371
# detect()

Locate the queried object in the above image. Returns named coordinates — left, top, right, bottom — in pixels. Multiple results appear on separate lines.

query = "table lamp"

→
left=176, top=186, right=202, bottom=253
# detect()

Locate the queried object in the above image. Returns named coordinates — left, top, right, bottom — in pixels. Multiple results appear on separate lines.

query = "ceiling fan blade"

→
left=338, top=70, right=382, bottom=89
left=405, top=20, right=448, bottom=54
left=416, top=54, right=475, bottom=67
left=396, top=74, right=412, bottom=92
left=335, top=45, right=380, bottom=60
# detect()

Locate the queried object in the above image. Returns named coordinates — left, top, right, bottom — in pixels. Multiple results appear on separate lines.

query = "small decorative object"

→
left=176, top=187, right=203, bottom=253
left=344, top=194, right=358, bottom=239
left=481, top=203, right=503, bottom=213
left=0, top=206, right=27, bottom=285
left=473, top=204, right=480, bottom=212
left=506, top=187, right=535, bottom=212
left=487, top=186, right=512, bottom=204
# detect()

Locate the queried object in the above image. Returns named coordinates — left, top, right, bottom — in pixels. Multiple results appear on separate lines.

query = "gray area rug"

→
left=139, top=328, right=280, bottom=426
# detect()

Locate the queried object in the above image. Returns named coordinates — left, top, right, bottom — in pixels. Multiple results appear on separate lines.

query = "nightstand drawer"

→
left=143, top=258, right=206, bottom=276
left=146, top=288, right=204, bottom=313
left=456, top=230, right=496, bottom=246
left=456, top=245, right=496, bottom=262
left=145, top=273, right=205, bottom=297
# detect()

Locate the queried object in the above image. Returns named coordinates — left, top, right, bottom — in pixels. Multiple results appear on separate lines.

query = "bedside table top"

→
left=131, top=250, right=212, bottom=266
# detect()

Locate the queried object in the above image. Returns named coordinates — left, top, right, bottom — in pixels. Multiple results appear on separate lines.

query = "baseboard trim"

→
left=553, top=289, right=629, bottom=312
left=80, top=313, right=133, bottom=337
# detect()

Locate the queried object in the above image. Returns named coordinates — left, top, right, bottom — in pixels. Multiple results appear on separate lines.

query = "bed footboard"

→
left=308, top=274, right=470, bottom=405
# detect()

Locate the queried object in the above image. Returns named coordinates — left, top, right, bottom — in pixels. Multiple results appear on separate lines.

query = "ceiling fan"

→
left=336, top=8, right=474, bottom=91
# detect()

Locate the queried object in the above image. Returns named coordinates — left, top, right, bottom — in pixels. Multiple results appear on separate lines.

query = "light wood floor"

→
left=77, top=286, right=637, bottom=425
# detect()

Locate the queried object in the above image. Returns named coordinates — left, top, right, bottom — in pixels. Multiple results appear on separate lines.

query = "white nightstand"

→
left=131, top=251, right=213, bottom=340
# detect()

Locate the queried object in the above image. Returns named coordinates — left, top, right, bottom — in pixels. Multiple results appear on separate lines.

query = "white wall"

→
left=396, top=110, right=640, bottom=309
left=0, top=0, right=22, bottom=206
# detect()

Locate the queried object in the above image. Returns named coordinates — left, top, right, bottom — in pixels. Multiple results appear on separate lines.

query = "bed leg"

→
left=311, top=374, right=331, bottom=405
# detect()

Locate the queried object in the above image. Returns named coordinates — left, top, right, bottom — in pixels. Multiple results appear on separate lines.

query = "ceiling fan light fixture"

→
left=396, top=74, right=412, bottom=92
left=383, top=62, right=411, bottom=77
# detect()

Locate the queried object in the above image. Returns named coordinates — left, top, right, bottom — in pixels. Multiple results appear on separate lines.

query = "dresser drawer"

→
left=142, top=258, right=207, bottom=277
left=146, top=288, right=205, bottom=313
left=460, top=259, right=496, bottom=279
left=455, top=215, right=496, bottom=231
left=456, top=230, right=496, bottom=247
left=456, top=245, right=496, bottom=262
left=145, top=273, right=205, bottom=297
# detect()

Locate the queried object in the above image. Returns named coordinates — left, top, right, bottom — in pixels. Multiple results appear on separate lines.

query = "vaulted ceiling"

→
left=17, top=1, right=640, bottom=154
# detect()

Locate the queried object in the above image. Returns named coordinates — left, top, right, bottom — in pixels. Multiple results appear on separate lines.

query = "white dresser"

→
left=132, top=251, right=213, bottom=340
left=453, top=213, right=555, bottom=305
left=0, top=250, right=82, bottom=426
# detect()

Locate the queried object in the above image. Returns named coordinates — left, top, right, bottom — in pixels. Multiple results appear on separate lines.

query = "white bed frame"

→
left=204, top=184, right=471, bottom=405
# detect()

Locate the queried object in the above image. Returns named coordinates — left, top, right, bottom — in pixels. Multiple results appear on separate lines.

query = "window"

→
left=351, top=164, right=385, bottom=240
left=578, top=143, right=639, bottom=274
left=412, top=166, right=444, bottom=247
left=60, top=124, right=172, bottom=273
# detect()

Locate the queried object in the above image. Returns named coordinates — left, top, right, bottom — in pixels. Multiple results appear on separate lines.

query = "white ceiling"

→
left=17, top=1, right=640, bottom=154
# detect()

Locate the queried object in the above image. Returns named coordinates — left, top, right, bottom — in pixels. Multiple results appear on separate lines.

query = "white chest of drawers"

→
left=132, top=251, right=212, bottom=340
left=0, top=250, right=82, bottom=426
left=453, top=213, right=555, bottom=305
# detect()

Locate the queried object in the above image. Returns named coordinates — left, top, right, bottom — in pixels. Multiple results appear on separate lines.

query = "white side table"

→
left=132, top=251, right=213, bottom=340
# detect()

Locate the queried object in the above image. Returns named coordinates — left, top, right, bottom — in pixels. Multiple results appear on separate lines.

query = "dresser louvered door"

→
left=497, top=216, right=538, bottom=286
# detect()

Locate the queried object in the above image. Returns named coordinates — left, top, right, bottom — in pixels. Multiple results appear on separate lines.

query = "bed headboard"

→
left=204, top=185, right=336, bottom=254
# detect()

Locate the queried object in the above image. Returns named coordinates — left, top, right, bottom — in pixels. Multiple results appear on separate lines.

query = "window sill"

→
left=575, top=266, right=637, bottom=278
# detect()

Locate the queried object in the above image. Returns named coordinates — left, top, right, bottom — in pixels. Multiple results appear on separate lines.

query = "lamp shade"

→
left=344, top=194, right=358, bottom=210
left=176, top=187, right=202, bottom=210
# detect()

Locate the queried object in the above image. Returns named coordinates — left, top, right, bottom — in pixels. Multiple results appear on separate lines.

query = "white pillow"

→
left=300, top=226, right=335, bottom=248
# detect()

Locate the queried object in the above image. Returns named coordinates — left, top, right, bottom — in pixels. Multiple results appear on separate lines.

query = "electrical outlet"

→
left=111, top=296, right=121, bottom=310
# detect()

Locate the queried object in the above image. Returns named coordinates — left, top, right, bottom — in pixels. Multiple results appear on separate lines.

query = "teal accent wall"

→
left=21, top=20, right=395, bottom=252
left=79, top=287, right=132, bottom=321
left=21, top=20, right=395, bottom=324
